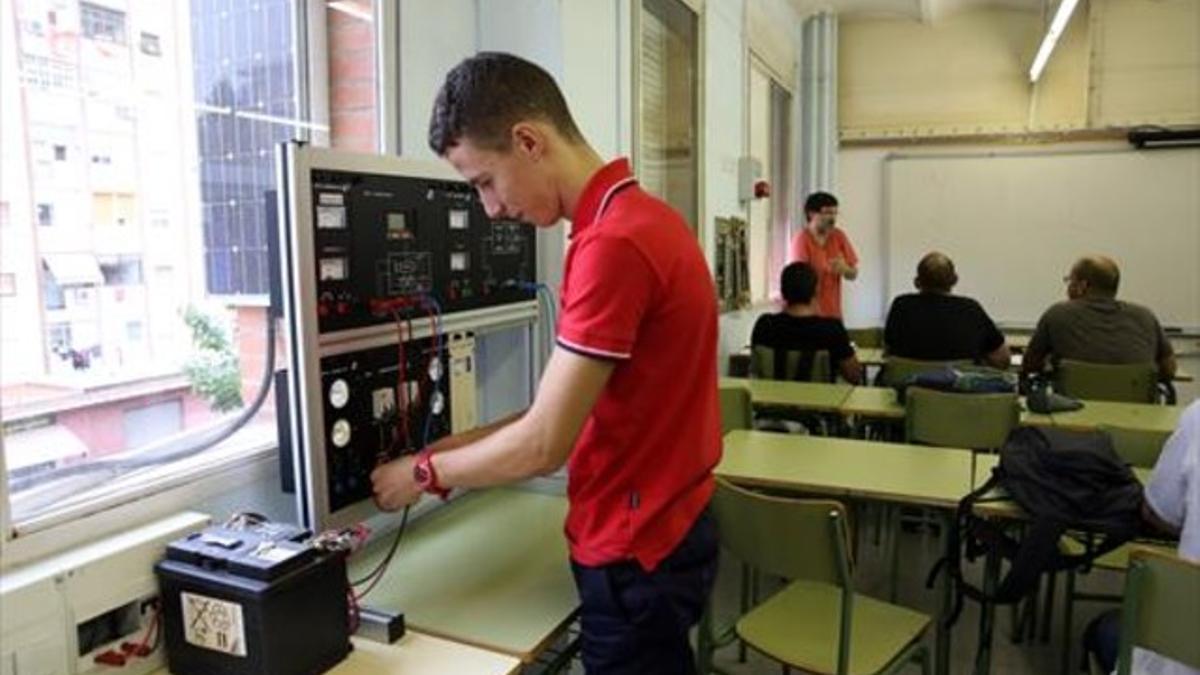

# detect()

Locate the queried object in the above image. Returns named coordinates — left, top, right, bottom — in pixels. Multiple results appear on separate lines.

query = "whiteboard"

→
left=884, top=148, right=1200, bottom=330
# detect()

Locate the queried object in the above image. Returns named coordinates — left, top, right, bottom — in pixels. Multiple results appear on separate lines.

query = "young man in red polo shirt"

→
left=370, top=52, right=721, bottom=674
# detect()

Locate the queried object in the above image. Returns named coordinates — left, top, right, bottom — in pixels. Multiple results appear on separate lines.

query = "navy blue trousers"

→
left=570, top=510, right=719, bottom=675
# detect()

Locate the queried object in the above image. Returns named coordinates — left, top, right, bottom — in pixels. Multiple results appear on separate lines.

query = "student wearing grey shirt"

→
left=1022, top=256, right=1176, bottom=380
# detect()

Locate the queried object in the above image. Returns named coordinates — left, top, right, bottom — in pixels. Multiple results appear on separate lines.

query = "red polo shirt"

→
left=558, top=158, right=721, bottom=571
left=789, top=226, right=858, bottom=319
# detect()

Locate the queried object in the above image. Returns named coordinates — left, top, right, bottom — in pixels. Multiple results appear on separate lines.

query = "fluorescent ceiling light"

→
left=1028, top=0, right=1080, bottom=83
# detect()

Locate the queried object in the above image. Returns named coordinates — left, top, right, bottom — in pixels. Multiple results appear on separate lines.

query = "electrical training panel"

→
left=275, top=143, right=537, bottom=532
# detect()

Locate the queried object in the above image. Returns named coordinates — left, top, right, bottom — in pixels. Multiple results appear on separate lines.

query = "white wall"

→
left=703, top=0, right=748, bottom=268
left=398, top=0, right=478, bottom=159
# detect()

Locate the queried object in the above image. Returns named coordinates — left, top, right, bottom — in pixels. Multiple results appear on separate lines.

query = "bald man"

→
left=884, top=252, right=1010, bottom=368
left=1023, top=256, right=1176, bottom=379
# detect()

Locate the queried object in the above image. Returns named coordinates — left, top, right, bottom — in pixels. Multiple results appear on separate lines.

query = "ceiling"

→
left=790, top=0, right=1049, bottom=23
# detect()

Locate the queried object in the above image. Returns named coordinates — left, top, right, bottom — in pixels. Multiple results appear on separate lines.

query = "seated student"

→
left=1083, top=400, right=1200, bottom=675
left=751, top=262, right=862, bottom=384
left=1023, top=256, right=1177, bottom=380
left=883, top=251, right=1010, bottom=369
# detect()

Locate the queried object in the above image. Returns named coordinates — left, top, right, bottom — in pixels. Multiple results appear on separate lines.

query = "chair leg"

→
left=888, top=506, right=902, bottom=603
left=1009, top=601, right=1023, bottom=644
left=738, top=562, right=750, bottom=663
left=1060, top=569, right=1077, bottom=675
left=1041, top=571, right=1057, bottom=643
left=1026, top=578, right=1039, bottom=642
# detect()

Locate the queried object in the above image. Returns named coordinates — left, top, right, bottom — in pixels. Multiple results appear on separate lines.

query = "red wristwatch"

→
left=413, top=450, right=450, bottom=500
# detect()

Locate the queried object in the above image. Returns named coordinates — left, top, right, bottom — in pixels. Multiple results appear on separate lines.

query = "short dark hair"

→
left=1071, top=256, right=1120, bottom=297
left=804, top=192, right=838, bottom=220
left=916, top=252, right=958, bottom=293
left=428, top=52, right=584, bottom=155
left=780, top=262, right=818, bottom=305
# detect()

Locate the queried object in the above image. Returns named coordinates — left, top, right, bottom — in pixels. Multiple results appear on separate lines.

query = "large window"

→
left=636, top=0, right=700, bottom=232
left=1, top=0, right=382, bottom=538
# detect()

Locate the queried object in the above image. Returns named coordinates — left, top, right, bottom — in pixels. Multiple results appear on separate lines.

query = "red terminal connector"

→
left=368, top=296, right=422, bottom=316
left=120, top=641, right=153, bottom=657
left=94, top=650, right=128, bottom=666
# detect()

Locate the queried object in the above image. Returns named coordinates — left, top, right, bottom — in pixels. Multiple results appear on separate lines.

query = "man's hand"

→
left=830, top=256, right=848, bottom=275
left=371, top=454, right=423, bottom=512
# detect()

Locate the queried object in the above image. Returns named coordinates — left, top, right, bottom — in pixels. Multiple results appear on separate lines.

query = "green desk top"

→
left=719, top=377, right=854, bottom=412
left=857, top=347, right=885, bottom=367
left=973, top=453, right=1152, bottom=487
left=347, top=489, right=576, bottom=662
left=972, top=454, right=1152, bottom=518
left=718, top=430, right=975, bottom=509
left=836, top=386, right=1055, bottom=427
left=1050, top=400, right=1183, bottom=434
left=838, top=386, right=904, bottom=419
left=1046, top=396, right=1185, bottom=432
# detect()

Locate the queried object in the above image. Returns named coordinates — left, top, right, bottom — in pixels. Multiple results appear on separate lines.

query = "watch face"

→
left=413, top=462, right=430, bottom=485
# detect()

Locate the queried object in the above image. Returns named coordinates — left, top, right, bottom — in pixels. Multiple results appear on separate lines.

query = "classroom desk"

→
left=970, top=454, right=1152, bottom=515
left=836, top=386, right=1055, bottom=428
left=857, top=347, right=885, bottom=367
left=718, top=430, right=974, bottom=508
left=1008, top=354, right=1194, bottom=383
left=1048, top=399, right=1183, bottom=434
left=855, top=346, right=1192, bottom=382
left=347, top=488, right=577, bottom=663
left=966, top=455, right=1153, bottom=675
left=149, top=633, right=521, bottom=675
left=838, top=385, right=905, bottom=420
left=719, top=377, right=854, bottom=412
left=719, top=430, right=975, bottom=675
left=1005, top=334, right=1032, bottom=352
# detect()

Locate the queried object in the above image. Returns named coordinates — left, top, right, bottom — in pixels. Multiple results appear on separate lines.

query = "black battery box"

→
left=155, top=519, right=351, bottom=674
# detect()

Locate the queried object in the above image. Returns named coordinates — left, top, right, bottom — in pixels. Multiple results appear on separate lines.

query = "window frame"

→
left=1, top=0, right=392, bottom=567
left=631, top=0, right=706, bottom=244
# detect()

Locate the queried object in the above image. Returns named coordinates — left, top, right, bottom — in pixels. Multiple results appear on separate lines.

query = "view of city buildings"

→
left=0, top=0, right=378, bottom=522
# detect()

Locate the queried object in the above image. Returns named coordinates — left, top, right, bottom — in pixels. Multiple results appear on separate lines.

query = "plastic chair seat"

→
left=738, top=580, right=930, bottom=675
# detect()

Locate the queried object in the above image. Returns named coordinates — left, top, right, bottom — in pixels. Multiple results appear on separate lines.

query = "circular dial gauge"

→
left=329, top=379, right=350, bottom=409
left=331, top=419, right=352, bottom=448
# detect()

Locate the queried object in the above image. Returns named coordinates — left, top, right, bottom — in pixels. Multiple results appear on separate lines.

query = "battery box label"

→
left=181, top=591, right=248, bottom=657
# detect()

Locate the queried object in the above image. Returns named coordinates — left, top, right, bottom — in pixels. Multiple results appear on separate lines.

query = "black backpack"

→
left=927, top=425, right=1145, bottom=625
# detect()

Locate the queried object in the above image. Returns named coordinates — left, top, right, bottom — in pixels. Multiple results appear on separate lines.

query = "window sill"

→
left=2, top=425, right=281, bottom=572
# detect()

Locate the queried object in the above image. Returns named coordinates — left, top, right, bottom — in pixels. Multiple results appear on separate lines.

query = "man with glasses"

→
left=1022, top=255, right=1176, bottom=380
left=789, top=192, right=858, bottom=319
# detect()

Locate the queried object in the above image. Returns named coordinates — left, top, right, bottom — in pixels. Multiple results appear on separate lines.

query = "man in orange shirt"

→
left=789, top=191, right=858, bottom=319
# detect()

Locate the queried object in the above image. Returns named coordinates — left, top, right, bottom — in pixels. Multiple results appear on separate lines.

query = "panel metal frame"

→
left=276, top=142, right=537, bottom=532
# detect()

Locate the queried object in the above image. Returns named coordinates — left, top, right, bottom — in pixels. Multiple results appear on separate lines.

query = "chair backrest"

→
left=847, top=327, right=883, bottom=348
left=719, top=386, right=754, bottom=435
left=751, top=345, right=833, bottom=383
left=711, top=478, right=852, bottom=587
left=1117, top=547, right=1200, bottom=674
left=1054, top=359, right=1158, bottom=404
left=879, top=355, right=971, bottom=388
left=1099, top=425, right=1171, bottom=469
left=905, top=387, right=1019, bottom=450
